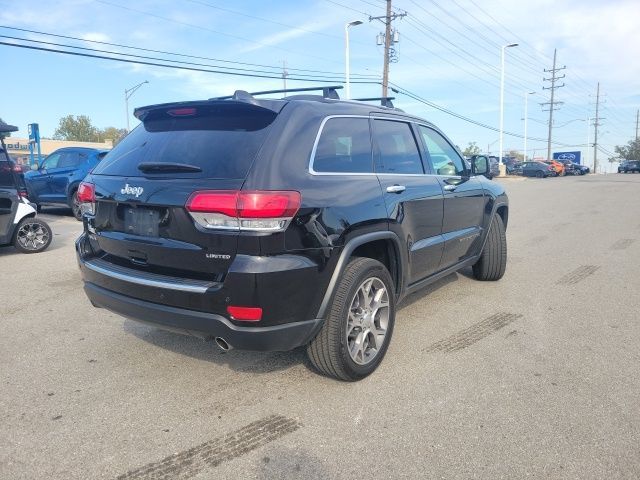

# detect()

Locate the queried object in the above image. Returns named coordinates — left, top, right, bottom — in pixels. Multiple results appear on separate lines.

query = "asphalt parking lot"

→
left=1, top=174, right=639, bottom=479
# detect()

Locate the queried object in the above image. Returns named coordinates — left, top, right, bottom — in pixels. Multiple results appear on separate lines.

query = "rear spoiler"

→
left=134, top=98, right=285, bottom=121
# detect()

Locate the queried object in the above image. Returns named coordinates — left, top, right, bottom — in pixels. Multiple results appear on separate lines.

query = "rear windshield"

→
left=92, top=104, right=277, bottom=179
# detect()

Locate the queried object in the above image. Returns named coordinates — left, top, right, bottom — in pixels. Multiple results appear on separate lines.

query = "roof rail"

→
left=353, top=97, right=396, bottom=108
left=212, top=85, right=343, bottom=101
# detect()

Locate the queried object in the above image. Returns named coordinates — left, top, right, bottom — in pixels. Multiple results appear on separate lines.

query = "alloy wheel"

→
left=16, top=222, right=50, bottom=251
left=346, top=277, right=390, bottom=365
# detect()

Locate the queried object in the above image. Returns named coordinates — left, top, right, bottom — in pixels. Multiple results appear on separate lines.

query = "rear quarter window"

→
left=312, top=117, right=373, bottom=173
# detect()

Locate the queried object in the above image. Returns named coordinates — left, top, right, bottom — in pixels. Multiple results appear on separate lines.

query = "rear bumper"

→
left=83, top=281, right=323, bottom=351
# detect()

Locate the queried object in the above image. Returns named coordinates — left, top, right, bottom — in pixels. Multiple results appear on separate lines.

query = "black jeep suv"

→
left=76, top=86, right=508, bottom=381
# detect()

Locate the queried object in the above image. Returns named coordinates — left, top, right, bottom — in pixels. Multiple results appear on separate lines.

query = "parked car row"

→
left=618, top=160, right=640, bottom=173
left=465, top=155, right=590, bottom=179
left=20, top=147, right=109, bottom=219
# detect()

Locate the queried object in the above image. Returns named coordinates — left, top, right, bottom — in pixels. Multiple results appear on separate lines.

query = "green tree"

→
left=99, top=126, right=128, bottom=146
left=0, top=117, right=11, bottom=140
left=507, top=150, right=524, bottom=161
left=611, top=138, right=640, bottom=161
left=462, top=141, right=481, bottom=157
left=53, top=115, right=98, bottom=142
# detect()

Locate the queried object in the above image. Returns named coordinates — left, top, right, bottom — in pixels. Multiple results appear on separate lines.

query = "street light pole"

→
left=523, top=91, right=535, bottom=161
left=499, top=43, right=518, bottom=176
left=586, top=116, right=591, bottom=171
left=345, top=20, right=363, bottom=100
left=125, top=80, right=149, bottom=132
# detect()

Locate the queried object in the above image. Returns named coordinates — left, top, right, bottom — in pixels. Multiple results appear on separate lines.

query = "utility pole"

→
left=282, top=60, right=288, bottom=91
left=370, top=1, right=405, bottom=98
left=635, top=109, right=639, bottom=142
left=541, top=49, right=565, bottom=160
left=593, top=82, right=600, bottom=174
left=124, top=80, right=149, bottom=132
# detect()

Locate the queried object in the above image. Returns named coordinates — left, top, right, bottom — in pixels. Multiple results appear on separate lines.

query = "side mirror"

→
left=31, top=163, right=39, bottom=171
left=471, top=156, right=490, bottom=178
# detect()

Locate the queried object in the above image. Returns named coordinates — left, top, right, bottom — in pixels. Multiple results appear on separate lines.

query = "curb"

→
left=494, top=176, right=527, bottom=181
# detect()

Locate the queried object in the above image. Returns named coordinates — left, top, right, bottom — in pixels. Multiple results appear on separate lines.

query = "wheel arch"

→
left=316, top=232, right=403, bottom=319
left=67, top=180, right=81, bottom=203
left=496, top=204, right=509, bottom=230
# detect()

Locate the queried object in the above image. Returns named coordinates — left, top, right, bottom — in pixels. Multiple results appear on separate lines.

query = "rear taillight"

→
left=77, top=181, right=95, bottom=215
left=186, top=190, right=301, bottom=232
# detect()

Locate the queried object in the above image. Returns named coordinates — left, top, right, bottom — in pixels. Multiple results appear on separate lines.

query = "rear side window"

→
left=57, top=152, right=83, bottom=168
left=93, top=104, right=277, bottom=179
left=373, top=120, right=423, bottom=174
left=312, top=117, right=373, bottom=173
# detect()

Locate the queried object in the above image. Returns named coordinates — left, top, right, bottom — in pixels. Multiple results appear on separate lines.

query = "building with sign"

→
left=4, top=137, right=113, bottom=166
left=553, top=151, right=582, bottom=164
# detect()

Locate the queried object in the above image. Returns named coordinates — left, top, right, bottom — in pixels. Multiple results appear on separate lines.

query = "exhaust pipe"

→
left=214, top=337, right=232, bottom=351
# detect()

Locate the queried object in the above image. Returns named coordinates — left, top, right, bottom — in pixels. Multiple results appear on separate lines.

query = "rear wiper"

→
left=137, top=162, right=202, bottom=173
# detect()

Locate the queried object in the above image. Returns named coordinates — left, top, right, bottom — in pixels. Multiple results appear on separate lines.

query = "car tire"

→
left=12, top=217, right=53, bottom=253
left=472, top=214, right=507, bottom=281
left=69, top=190, right=82, bottom=221
left=536, top=171, right=544, bottom=178
left=307, top=257, right=396, bottom=381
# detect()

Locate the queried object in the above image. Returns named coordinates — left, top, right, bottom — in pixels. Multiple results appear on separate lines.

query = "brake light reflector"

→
left=186, top=190, right=301, bottom=232
left=167, top=108, right=197, bottom=116
left=227, top=306, right=262, bottom=322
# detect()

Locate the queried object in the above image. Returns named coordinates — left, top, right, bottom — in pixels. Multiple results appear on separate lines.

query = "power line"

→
left=0, top=25, right=376, bottom=78
left=399, top=34, right=499, bottom=96
left=0, top=32, right=591, bottom=149
left=94, top=0, right=345, bottom=66
left=389, top=82, right=585, bottom=147
left=0, top=34, right=360, bottom=81
left=402, top=17, right=534, bottom=96
left=0, top=40, right=378, bottom=83
left=323, top=0, right=371, bottom=16
left=404, top=3, right=540, bottom=93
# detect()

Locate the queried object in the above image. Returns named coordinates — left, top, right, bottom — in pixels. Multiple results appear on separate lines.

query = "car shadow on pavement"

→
left=40, top=206, right=75, bottom=219
left=123, top=319, right=311, bottom=375
left=0, top=245, right=18, bottom=257
left=122, top=272, right=461, bottom=377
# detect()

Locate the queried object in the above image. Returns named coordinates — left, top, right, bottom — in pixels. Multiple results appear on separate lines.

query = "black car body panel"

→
left=77, top=93, right=508, bottom=351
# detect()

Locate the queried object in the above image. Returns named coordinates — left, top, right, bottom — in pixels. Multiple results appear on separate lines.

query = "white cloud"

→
left=81, top=32, right=111, bottom=43
left=238, top=18, right=338, bottom=54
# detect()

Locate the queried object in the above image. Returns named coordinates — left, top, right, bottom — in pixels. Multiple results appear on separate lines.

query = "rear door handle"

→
left=386, top=185, right=406, bottom=194
left=443, top=184, right=457, bottom=192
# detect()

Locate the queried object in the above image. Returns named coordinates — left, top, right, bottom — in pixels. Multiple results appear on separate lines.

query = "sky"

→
left=1, top=0, right=639, bottom=171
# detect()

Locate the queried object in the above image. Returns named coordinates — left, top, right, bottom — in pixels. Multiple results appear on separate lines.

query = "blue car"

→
left=24, top=147, right=109, bottom=219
